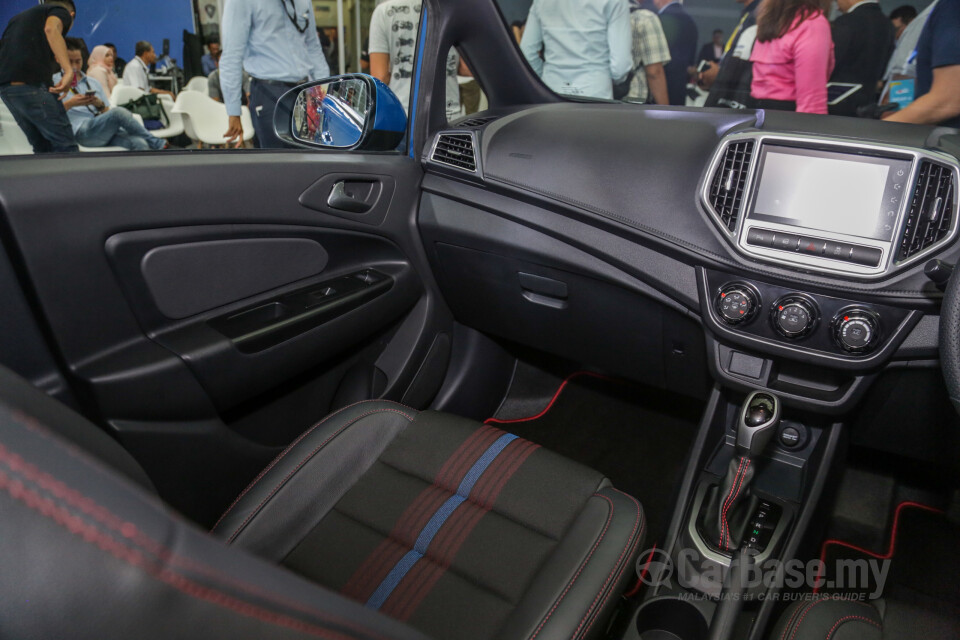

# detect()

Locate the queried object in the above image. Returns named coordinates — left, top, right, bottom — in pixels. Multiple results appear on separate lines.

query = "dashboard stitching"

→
left=482, top=173, right=941, bottom=298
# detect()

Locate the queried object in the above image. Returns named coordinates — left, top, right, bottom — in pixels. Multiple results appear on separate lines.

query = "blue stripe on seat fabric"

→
left=365, top=433, right=519, bottom=610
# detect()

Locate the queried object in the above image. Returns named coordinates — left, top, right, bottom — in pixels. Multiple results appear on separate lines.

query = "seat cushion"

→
left=771, top=595, right=960, bottom=640
left=213, top=401, right=646, bottom=640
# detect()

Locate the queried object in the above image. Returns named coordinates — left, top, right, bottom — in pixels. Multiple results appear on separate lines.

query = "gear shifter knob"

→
left=737, top=391, right=781, bottom=457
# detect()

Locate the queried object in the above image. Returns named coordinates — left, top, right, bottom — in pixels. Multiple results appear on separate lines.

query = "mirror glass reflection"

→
left=292, top=78, right=371, bottom=148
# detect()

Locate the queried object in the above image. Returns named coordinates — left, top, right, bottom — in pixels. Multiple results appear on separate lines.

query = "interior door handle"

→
left=327, top=180, right=378, bottom=213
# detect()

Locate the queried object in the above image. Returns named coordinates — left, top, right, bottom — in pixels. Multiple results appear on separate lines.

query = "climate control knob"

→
left=771, top=296, right=819, bottom=339
left=716, top=283, right=760, bottom=325
left=833, top=309, right=880, bottom=354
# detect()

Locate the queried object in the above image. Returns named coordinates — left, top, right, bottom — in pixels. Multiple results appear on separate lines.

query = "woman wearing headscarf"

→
left=750, top=0, right=834, bottom=114
left=86, top=45, right=118, bottom=96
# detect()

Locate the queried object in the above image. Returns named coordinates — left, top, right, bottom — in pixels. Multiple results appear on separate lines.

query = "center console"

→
left=702, top=133, right=959, bottom=279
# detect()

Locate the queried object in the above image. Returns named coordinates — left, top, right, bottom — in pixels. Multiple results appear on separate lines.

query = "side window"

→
left=0, top=0, right=379, bottom=157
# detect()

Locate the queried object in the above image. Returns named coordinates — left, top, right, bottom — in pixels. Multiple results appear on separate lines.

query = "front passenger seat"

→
left=0, top=365, right=644, bottom=640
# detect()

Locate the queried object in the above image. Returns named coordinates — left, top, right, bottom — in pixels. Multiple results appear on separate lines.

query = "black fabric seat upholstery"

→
left=771, top=595, right=960, bottom=640
left=0, top=367, right=645, bottom=640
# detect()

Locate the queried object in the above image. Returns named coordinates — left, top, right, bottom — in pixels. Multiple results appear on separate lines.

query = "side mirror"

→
left=273, top=74, right=406, bottom=151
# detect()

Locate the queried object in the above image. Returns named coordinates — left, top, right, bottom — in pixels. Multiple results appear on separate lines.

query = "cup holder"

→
left=634, top=597, right=709, bottom=640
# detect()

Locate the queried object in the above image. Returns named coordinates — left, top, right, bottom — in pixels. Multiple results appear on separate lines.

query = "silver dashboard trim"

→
left=699, top=131, right=960, bottom=279
left=428, top=130, right=480, bottom=175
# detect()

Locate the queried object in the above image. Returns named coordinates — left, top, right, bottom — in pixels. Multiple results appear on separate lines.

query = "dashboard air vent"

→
left=457, top=115, right=497, bottom=128
left=431, top=133, right=477, bottom=172
left=896, top=161, right=956, bottom=262
left=707, top=140, right=755, bottom=232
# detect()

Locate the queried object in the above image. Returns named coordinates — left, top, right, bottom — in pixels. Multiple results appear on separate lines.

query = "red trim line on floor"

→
left=484, top=371, right=616, bottom=425
left=812, top=501, right=944, bottom=594
left=623, top=543, right=657, bottom=599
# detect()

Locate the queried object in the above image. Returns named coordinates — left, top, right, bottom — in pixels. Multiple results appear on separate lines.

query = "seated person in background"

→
left=122, top=40, right=174, bottom=98
left=57, top=38, right=166, bottom=150
left=207, top=67, right=250, bottom=105
left=104, top=42, right=125, bottom=77
left=86, top=45, right=118, bottom=95
left=201, top=39, right=220, bottom=76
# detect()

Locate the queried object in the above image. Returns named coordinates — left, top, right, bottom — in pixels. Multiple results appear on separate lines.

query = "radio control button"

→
left=823, top=241, right=853, bottom=261
left=772, top=233, right=799, bottom=251
left=849, top=245, right=883, bottom=267
left=746, top=228, right=775, bottom=247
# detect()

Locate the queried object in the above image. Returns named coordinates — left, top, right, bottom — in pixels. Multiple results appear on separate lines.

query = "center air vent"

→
left=896, top=161, right=956, bottom=262
left=457, top=115, right=497, bottom=128
left=431, top=132, right=477, bottom=172
left=707, top=140, right=755, bottom=232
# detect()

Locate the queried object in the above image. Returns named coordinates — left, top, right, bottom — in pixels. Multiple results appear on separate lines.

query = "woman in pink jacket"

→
left=750, top=0, right=835, bottom=114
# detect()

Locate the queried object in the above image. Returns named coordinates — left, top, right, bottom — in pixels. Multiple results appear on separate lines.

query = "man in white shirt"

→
left=368, top=0, right=461, bottom=121
left=121, top=41, right=173, bottom=98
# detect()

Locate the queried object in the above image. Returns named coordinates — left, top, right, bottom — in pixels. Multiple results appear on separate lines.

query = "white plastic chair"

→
left=110, top=84, right=145, bottom=108
left=183, top=76, right=209, bottom=94
left=0, top=97, right=34, bottom=155
left=172, top=90, right=254, bottom=146
left=109, top=85, right=182, bottom=139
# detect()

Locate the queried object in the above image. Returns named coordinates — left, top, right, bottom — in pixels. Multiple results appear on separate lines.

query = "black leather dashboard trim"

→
left=470, top=103, right=960, bottom=303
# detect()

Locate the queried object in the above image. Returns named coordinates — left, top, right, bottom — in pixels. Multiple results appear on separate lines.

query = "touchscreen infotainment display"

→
left=749, top=146, right=913, bottom=242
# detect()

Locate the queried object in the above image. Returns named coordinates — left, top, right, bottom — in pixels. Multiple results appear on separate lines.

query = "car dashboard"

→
left=418, top=103, right=960, bottom=413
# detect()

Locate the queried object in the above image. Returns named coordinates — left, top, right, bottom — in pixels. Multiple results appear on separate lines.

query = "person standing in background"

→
left=627, top=1, right=672, bottom=105
left=701, top=0, right=761, bottom=109
left=889, top=5, right=918, bottom=41
left=699, top=29, right=724, bottom=64
left=0, top=0, right=77, bottom=153
left=651, top=0, right=698, bottom=105
left=750, top=0, right=834, bottom=114
left=86, top=45, right=119, bottom=96
left=520, top=0, right=632, bottom=100
left=828, top=0, right=894, bottom=116
left=885, top=0, right=960, bottom=127
left=880, top=1, right=936, bottom=105
left=220, top=0, right=330, bottom=148
left=369, top=0, right=463, bottom=119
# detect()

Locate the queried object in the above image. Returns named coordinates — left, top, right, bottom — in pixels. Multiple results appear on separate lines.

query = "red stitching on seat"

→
left=212, top=400, right=415, bottom=532
left=528, top=493, right=615, bottom=640
left=825, top=615, right=881, bottom=639
left=0, top=468, right=370, bottom=640
left=572, top=489, right=644, bottom=640
left=786, top=598, right=877, bottom=640
left=226, top=408, right=415, bottom=544
left=0, top=439, right=399, bottom=640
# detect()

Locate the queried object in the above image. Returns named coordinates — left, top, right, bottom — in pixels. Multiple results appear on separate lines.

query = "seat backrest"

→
left=172, top=90, right=235, bottom=145
left=0, top=366, right=426, bottom=640
left=184, top=76, right=209, bottom=94
left=111, top=84, right=145, bottom=107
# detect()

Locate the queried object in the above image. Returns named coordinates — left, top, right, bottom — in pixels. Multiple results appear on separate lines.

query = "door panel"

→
left=0, top=151, right=451, bottom=524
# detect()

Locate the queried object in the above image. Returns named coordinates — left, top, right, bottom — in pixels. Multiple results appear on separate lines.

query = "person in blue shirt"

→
left=887, top=0, right=960, bottom=128
left=201, top=39, right=220, bottom=76
left=220, top=0, right=330, bottom=148
left=519, top=0, right=632, bottom=100
left=56, top=39, right=166, bottom=151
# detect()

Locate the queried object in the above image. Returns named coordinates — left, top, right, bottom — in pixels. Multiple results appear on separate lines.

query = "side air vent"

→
left=707, top=140, right=755, bottom=232
left=431, top=132, right=477, bottom=172
left=896, top=161, right=956, bottom=262
left=457, top=115, right=497, bottom=128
